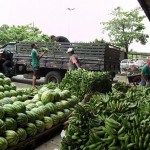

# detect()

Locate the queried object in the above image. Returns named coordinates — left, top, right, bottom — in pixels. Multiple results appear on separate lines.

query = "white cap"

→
left=66, top=48, right=73, bottom=53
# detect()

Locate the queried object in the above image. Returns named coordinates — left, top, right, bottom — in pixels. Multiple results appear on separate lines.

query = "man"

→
left=66, top=48, right=80, bottom=70
left=140, top=60, right=150, bottom=86
left=2, top=50, right=13, bottom=77
left=50, top=35, right=70, bottom=51
left=31, top=43, right=46, bottom=88
left=50, top=35, right=70, bottom=43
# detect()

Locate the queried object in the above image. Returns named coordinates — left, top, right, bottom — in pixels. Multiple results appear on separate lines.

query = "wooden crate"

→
left=7, top=123, right=64, bottom=150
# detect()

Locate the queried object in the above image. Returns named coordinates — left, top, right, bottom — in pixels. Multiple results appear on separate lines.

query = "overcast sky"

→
left=0, top=0, right=150, bottom=52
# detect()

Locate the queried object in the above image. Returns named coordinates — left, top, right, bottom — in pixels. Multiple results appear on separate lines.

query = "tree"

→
left=100, top=7, right=149, bottom=59
left=94, top=38, right=108, bottom=44
left=0, top=24, right=51, bottom=46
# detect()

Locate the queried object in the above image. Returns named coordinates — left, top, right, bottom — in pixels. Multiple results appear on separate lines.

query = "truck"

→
left=0, top=42, right=122, bottom=83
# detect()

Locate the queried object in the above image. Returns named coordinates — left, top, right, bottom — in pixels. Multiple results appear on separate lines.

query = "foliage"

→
left=93, top=38, right=108, bottom=44
left=100, top=7, right=149, bottom=58
left=0, top=24, right=51, bottom=46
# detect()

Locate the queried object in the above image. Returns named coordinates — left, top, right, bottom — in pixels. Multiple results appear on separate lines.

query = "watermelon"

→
left=0, top=106, right=5, bottom=119
left=38, top=86, right=49, bottom=98
left=46, top=102, right=57, bottom=114
left=26, top=123, right=37, bottom=137
left=31, top=108, right=44, bottom=120
left=3, top=91, right=11, bottom=97
left=0, top=73, right=5, bottom=79
left=16, top=128, right=27, bottom=141
left=0, top=78, right=4, bottom=85
left=35, top=120, right=45, bottom=133
left=0, top=85, right=4, bottom=92
left=5, top=130, right=19, bottom=146
left=5, top=117, right=17, bottom=130
left=0, top=92, right=4, bottom=100
left=16, top=89, right=23, bottom=96
left=3, top=77, right=11, bottom=85
left=50, top=114, right=59, bottom=125
left=55, top=101, right=64, bottom=111
left=40, top=90, right=55, bottom=104
left=16, top=95, right=24, bottom=102
left=9, top=90, right=17, bottom=96
left=0, top=119, right=6, bottom=135
left=25, top=111, right=36, bottom=123
left=3, top=104, right=17, bottom=117
left=23, top=100, right=34, bottom=106
left=39, top=105, right=51, bottom=116
left=13, top=101, right=26, bottom=113
left=57, top=111, right=65, bottom=121
left=16, top=113, right=28, bottom=127
left=10, top=83, right=16, bottom=90
left=59, top=90, right=71, bottom=99
left=26, top=103, right=37, bottom=111
left=4, top=85, right=10, bottom=91
left=10, top=96, right=18, bottom=102
left=0, top=137, right=8, bottom=150
left=21, top=95, right=28, bottom=101
left=0, top=98, right=12, bottom=106
left=36, top=101, right=43, bottom=107
left=33, top=94, right=39, bottom=101
left=43, top=116, right=53, bottom=129
left=61, top=100, right=69, bottom=109
left=53, top=92, right=60, bottom=102
left=63, top=109, right=71, bottom=117
left=54, top=88, right=62, bottom=93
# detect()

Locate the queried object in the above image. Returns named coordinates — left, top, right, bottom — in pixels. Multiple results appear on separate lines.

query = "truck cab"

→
left=0, top=42, right=16, bottom=76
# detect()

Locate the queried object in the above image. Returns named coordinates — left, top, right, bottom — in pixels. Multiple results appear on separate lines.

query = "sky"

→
left=0, top=0, right=150, bottom=52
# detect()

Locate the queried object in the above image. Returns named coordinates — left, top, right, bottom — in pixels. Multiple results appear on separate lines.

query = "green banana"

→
left=126, top=143, right=135, bottom=149
left=138, top=136, right=143, bottom=149
left=106, top=118, right=121, bottom=127
left=118, top=126, right=125, bottom=135
left=88, top=142, right=101, bottom=149
left=143, top=133, right=149, bottom=148
left=108, top=146, right=120, bottom=150
left=101, top=136, right=113, bottom=144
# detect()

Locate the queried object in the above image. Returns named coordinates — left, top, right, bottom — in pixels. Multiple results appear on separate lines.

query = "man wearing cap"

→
left=66, top=48, right=81, bottom=70
left=140, top=60, right=150, bottom=86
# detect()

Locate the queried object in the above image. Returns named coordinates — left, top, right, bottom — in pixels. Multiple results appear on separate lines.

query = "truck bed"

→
left=14, top=42, right=121, bottom=73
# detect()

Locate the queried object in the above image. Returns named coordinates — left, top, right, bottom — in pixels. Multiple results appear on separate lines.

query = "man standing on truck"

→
left=50, top=35, right=70, bottom=43
left=140, top=60, right=150, bottom=86
left=31, top=43, right=46, bottom=88
left=50, top=35, right=70, bottom=51
left=66, top=48, right=81, bottom=70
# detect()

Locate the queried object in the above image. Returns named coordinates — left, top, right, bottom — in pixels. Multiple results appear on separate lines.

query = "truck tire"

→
left=45, top=71, right=62, bottom=84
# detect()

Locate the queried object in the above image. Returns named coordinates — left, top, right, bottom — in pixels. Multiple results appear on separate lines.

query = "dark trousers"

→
left=2, top=60, right=12, bottom=75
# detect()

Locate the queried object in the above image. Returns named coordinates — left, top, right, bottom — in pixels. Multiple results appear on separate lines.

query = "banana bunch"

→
left=60, top=104, right=90, bottom=150
left=106, top=100, right=131, bottom=114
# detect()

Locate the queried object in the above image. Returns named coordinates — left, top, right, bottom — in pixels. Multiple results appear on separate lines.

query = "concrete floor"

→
left=11, top=74, right=128, bottom=150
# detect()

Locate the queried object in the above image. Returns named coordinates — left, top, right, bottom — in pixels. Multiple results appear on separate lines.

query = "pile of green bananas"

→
left=60, top=85, right=150, bottom=150
left=59, top=70, right=112, bottom=100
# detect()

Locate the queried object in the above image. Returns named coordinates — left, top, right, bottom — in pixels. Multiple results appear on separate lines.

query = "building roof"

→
left=138, top=0, right=150, bottom=21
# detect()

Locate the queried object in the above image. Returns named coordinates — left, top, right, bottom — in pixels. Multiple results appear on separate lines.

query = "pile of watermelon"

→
left=0, top=73, right=79, bottom=150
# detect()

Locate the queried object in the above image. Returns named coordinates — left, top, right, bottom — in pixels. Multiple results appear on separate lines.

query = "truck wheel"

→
left=45, top=71, right=62, bottom=84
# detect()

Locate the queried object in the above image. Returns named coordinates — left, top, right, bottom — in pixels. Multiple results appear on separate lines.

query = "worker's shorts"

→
left=33, top=67, right=39, bottom=76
